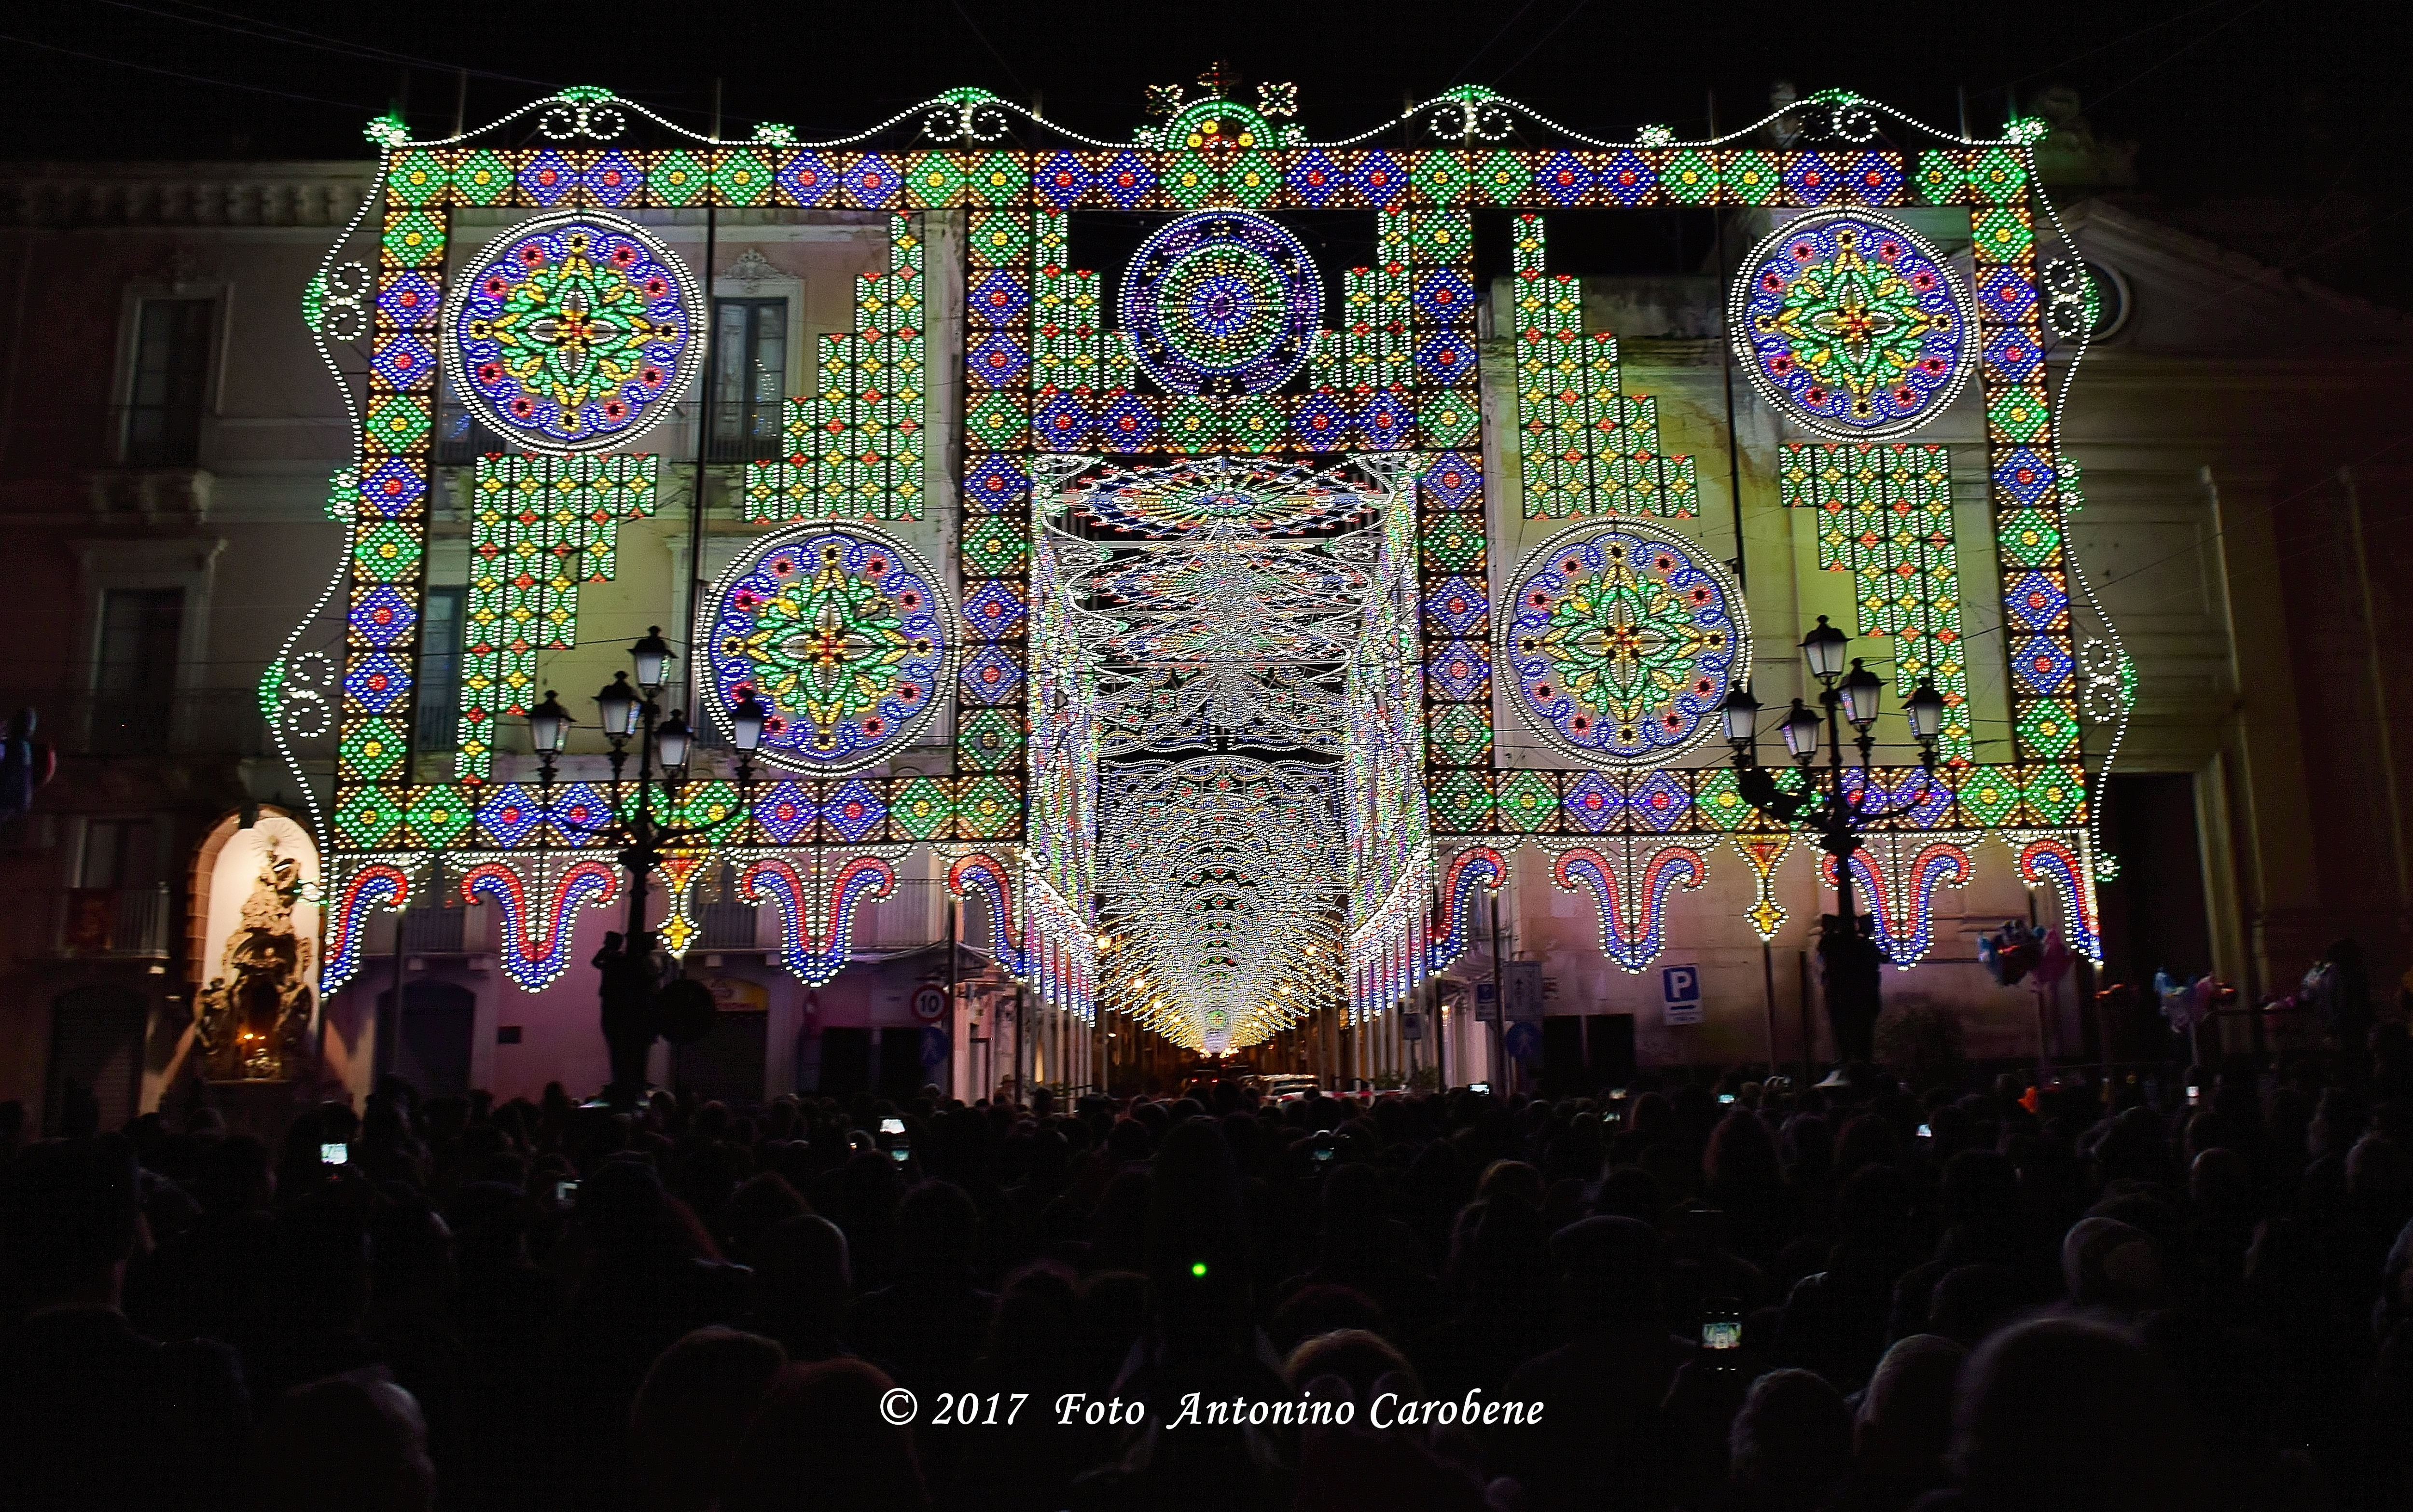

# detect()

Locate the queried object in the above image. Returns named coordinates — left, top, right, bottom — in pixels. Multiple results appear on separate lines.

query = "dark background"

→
left=5, top=0, right=2401, bottom=301
left=2, top=1, right=2388, bottom=186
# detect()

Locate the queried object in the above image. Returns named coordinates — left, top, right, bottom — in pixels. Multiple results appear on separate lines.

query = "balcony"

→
left=682, top=879, right=954, bottom=956
left=81, top=464, right=212, bottom=525
left=433, top=401, right=511, bottom=467
left=704, top=403, right=785, bottom=464
left=56, top=884, right=170, bottom=958
left=699, top=902, right=763, bottom=950
left=400, top=906, right=467, bottom=954
left=854, top=879, right=948, bottom=951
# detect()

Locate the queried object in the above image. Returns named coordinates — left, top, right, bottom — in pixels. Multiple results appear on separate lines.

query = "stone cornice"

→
left=0, top=162, right=374, bottom=229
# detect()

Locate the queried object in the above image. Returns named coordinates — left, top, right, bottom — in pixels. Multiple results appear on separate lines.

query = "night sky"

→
left=7, top=0, right=2400, bottom=291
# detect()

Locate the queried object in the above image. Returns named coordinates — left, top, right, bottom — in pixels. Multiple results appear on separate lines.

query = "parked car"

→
left=1253, top=1073, right=1319, bottom=1101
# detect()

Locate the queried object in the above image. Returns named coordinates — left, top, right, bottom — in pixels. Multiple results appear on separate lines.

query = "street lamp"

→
left=1840, top=659, right=1885, bottom=731
left=730, top=688, right=768, bottom=755
left=1905, top=679, right=1947, bottom=745
left=1800, top=614, right=1849, bottom=683
left=595, top=672, right=640, bottom=742
left=630, top=625, right=671, bottom=696
left=653, top=710, right=693, bottom=772
left=527, top=689, right=570, bottom=767
left=1719, top=683, right=1761, bottom=752
left=1730, top=618, right=1947, bottom=1070
left=567, top=632, right=763, bottom=1108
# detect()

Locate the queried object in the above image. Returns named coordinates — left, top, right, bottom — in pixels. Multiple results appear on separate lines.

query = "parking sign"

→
left=1660, top=963, right=1703, bottom=1025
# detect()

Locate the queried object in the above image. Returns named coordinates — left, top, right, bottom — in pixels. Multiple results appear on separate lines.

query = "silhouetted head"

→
left=1550, top=1214, right=1663, bottom=1328
left=1856, top=1333, right=1966, bottom=1491
left=1284, top=1326, right=1417, bottom=1401
left=0, top=1134, right=139, bottom=1306
left=631, top=1328, right=788, bottom=1512
left=1950, top=1318, right=2205, bottom=1512
left=724, top=1360, right=928, bottom=1512
left=894, top=1180, right=979, bottom=1279
left=250, top=1373, right=435, bottom=1512
left=2059, top=1217, right=2162, bottom=1311
left=1729, top=1368, right=1852, bottom=1511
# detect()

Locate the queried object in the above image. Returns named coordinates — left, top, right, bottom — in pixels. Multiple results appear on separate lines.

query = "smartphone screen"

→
left=555, top=1179, right=579, bottom=1206
left=1916, top=1123, right=1933, bottom=1140
left=888, top=1144, right=910, bottom=1164
left=879, top=1116, right=906, bottom=1137
left=319, top=1142, right=347, bottom=1165
left=1468, top=1081, right=1490, bottom=1095
left=1701, top=1296, right=1743, bottom=1358
left=1718, top=1093, right=1736, bottom=1105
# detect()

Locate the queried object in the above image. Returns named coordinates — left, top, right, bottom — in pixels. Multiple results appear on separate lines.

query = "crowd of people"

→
left=4, top=1021, right=2413, bottom=1512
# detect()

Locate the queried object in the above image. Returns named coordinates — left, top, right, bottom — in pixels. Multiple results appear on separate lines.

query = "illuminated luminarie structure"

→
left=272, top=76, right=2122, bottom=1063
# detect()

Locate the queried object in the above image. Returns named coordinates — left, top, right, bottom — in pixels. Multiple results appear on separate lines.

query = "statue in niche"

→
left=194, top=844, right=316, bottom=1081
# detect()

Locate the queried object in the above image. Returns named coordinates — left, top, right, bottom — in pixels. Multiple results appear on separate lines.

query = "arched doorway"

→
left=46, top=984, right=148, bottom=1134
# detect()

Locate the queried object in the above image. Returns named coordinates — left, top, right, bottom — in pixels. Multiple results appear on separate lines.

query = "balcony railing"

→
left=855, top=879, right=948, bottom=951
left=400, top=906, right=467, bottom=954
left=433, top=401, right=511, bottom=467
left=682, top=879, right=955, bottom=955
left=699, top=902, right=763, bottom=950
left=56, top=884, right=170, bottom=958
left=704, top=403, right=785, bottom=463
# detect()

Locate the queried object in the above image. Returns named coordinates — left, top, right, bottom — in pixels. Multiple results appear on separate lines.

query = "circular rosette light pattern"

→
left=706, top=526, right=951, bottom=775
left=1119, top=210, right=1323, bottom=396
left=1731, top=210, right=1973, bottom=438
left=1065, top=455, right=1382, bottom=539
left=1501, top=520, right=1749, bottom=765
left=444, top=211, right=699, bottom=452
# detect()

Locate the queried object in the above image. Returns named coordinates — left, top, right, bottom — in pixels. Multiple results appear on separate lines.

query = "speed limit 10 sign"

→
left=911, top=984, right=948, bottom=1022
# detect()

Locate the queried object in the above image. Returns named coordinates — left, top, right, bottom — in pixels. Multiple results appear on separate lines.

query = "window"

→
left=710, top=298, right=788, bottom=461
left=91, top=588, right=182, bottom=754
left=123, top=299, right=214, bottom=466
left=415, top=585, right=465, bottom=755
left=78, top=818, right=161, bottom=891
left=2083, top=261, right=2131, bottom=341
left=435, top=390, right=511, bottom=466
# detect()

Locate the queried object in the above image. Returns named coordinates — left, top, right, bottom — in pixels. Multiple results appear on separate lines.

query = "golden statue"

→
left=194, top=845, right=316, bottom=1081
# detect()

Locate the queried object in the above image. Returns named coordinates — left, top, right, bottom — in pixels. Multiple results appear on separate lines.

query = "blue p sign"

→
left=1661, top=964, right=1703, bottom=1025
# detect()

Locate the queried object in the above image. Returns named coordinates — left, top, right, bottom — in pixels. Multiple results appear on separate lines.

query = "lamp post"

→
left=572, top=628, right=767, bottom=1106
left=1724, top=615, right=1947, bottom=1071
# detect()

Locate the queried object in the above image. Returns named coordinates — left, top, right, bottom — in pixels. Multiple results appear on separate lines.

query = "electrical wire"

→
left=80, top=0, right=559, bottom=88
left=2, top=28, right=371, bottom=110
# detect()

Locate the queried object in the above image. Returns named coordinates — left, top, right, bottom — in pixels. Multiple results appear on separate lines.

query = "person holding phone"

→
left=1495, top=1216, right=1691, bottom=1511
left=878, top=1116, right=912, bottom=1165
left=1700, top=1298, right=1743, bottom=1365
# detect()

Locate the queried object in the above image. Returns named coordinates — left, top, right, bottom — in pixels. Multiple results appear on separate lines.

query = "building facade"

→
left=1, top=87, right=2407, bottom=1128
